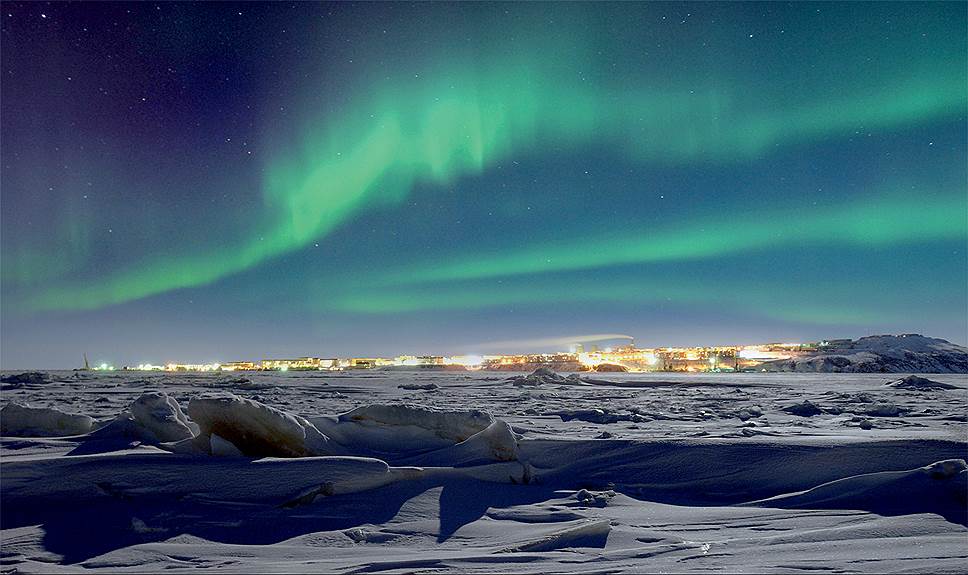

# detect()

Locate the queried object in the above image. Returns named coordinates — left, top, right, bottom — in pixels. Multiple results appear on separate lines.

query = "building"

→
left=447, top=355, right=484, bottom=367
left=261, top=357, right=324, bottom=371
left=124, top=364, right=164, bottom=371
left=318, top=358, right=340, bottom=370
left=164, top=363, right=221, bottom=372
left=579, top=348, right=659, bottom=371
left=220, top=361, right=258, bottom=371
left=346, top=358, right=380, bottom=369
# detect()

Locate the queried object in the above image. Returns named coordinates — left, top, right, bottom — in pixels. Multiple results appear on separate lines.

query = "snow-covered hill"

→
left=759, top=334, right=968, bottom=373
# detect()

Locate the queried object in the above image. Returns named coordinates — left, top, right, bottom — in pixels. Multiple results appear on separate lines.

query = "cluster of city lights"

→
left=88, top=341, right=825, bottom=373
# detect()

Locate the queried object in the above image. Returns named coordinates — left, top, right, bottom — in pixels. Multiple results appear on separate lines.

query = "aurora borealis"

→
left=1, top=2, right=965, bottom=368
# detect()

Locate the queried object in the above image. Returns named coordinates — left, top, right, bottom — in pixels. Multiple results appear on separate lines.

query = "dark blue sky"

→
left=2, top=2, right=965, bottom=368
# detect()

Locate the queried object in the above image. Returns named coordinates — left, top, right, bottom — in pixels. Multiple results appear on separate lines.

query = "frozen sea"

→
left=1, top=370, right=966, bottom=573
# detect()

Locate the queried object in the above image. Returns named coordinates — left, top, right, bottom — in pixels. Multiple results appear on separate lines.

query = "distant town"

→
left=87, top=338, right=856, bottom=373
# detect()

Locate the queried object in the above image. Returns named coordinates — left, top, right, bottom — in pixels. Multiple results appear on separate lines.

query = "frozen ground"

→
left=2, top=370, right=966, bottom=573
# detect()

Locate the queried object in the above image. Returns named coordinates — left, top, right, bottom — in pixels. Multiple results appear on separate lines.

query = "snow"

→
left=853, top=334, right=966, bottom=354
left=782, top=400, right=824, bottom=416
left=508, top=367, right=582, bottom=387
left=760, top=334, right=968, bottom=373
left=398, top=382, right=439, bottom=390
left=746, top=459, right=967, bottom=525
left=1, top=369, right=966, bottom=572
left=467, top=419, right=520, bottom=462
left=322, top=403, right=495, bottom=454
left=129, top=392, right=197, bottom=442
left=501, top=518, right=612, bottom=552
left=0, top=402, right=93, bottom=436
left=0, top=371, right=51, bottom=385
left=187, top=393, right=333, bottom=457
left=888, top=374, right=960, bottom=390
left=410, top=419, right=522, bottom=466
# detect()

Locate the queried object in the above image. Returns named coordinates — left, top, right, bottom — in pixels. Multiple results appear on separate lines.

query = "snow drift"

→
left=746, top=459, right=967, bottom=525
left=0, top=402, right=93, bottom=436
left=508, top=367, right=581, bottom=387
left=129, top=392, right=198, bottom=442
left=187, top=393, right=334, bottom=457
left=0, top=371, right=51, bottom=385
left=314, top=404, right=497, bottom=455
left=887, top=375, right=959, bottom=390
left=2, top=370, right=966, bottom=572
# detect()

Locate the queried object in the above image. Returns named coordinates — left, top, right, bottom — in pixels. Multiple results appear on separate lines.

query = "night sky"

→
left=2, top=2, right=965, bottom=369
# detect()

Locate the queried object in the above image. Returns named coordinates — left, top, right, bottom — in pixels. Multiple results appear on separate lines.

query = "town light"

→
left=450, top=354, right=483, bottom=367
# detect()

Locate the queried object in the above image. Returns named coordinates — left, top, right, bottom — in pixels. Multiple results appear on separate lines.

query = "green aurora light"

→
left=2, top=2, right=965, bottom=347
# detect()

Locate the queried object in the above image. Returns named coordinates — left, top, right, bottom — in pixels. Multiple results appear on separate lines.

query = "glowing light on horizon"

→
left=449, top=354, right=484, bottom=367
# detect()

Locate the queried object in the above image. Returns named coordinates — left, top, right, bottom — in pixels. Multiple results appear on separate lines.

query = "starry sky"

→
left=1, top=2, right=965, bottom=368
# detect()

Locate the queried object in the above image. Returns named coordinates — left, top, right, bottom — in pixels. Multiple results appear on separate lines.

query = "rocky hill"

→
left=758, top=334, right=968, bottom=373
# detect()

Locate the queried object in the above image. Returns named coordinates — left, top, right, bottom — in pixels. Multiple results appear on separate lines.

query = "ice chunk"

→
left=129, top=392, right=197, bottom=442
left=553, top=408, right=634, bottom=424
left=394, top=417, right=524, bottom=468
left=861, top=402, right=908, bottom=417
left=736, top=406, right=763, bottom=421
left=782, top=400, right=823, bottom=417
left=338, top=404, right=493, bottom=443
left=0, top=402, right=93, bottom=437
left=887, top=375, right=959, bottom=390
left=452, top=419, right=520, bottom=462
left=187, top=393, right=333, bottom=458
left=397, top=382, right=439, bottom=390
left=574, top=488, right=616, bottom=507
left=508, top=367, right=581, bottom=387
left=487, top=420, right=521, bottom=458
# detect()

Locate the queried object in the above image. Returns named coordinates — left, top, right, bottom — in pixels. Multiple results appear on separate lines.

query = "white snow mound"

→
left=130, top=392, right=198, bottom=442
left=339, top=404, right=494, bottom=443
left=746, top=459, right=967, bottom=523
left=0, top=402, right=93, bottom=437
left=468, top=419, right=520, bottom=462
left=409, top=419, right=524, bottom=466
left=187, top=393, right=333, bottom=458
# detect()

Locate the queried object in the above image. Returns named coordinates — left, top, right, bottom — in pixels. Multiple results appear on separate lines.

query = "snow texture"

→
left=187, top=393, right=333, bottom=457
left=1, top=368, right=966, bottom=572
left=0, top=402, right=93, bottom=436
left=129, top=392, right=197, bottom=442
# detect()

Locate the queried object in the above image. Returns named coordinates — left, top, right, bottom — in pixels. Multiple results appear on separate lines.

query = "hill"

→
left=758, top=334, right=968, bottom=373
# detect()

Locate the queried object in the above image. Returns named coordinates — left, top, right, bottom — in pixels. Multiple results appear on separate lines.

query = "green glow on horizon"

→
left=388, top=192, right=967, bottom=285
left=321, top=191, right=966, bottom=324
left=328, top=265, right=944, bottom=326
left=13, top=9, right=967, bottom=314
